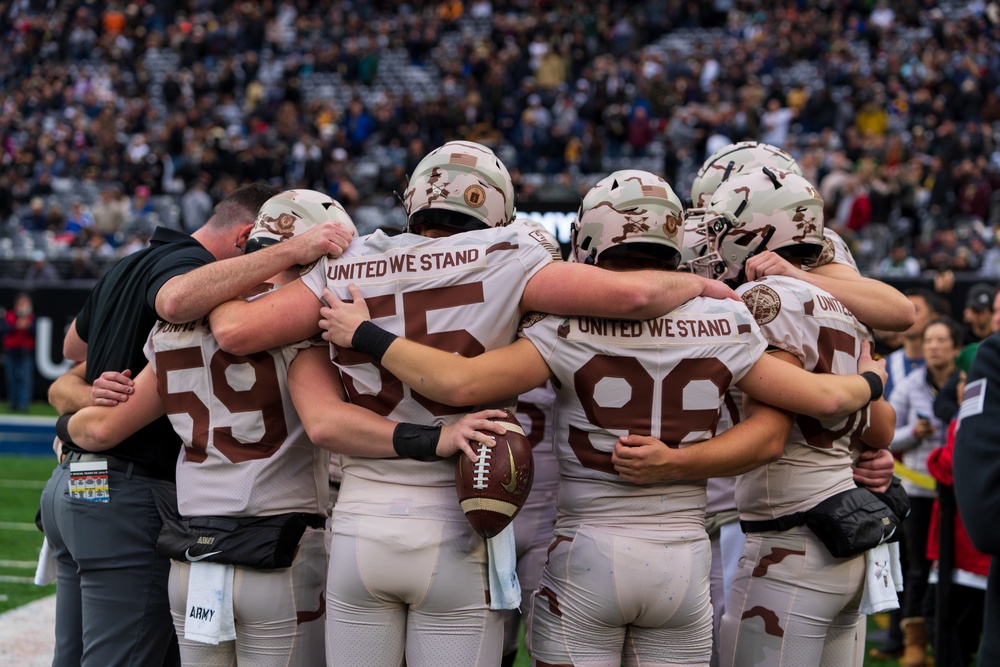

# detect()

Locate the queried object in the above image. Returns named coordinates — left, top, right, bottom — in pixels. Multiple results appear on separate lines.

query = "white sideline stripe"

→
left=0, top=576, right=36, bottom=584
left=0, top=479, right=46, bottom=489
left=0, top=560, right=38, bottom=569
left=0, top=595, right=56, bottom=666
left=0, top=415, right=56, bottom=425
left=0, top=522, right=39, bottom=532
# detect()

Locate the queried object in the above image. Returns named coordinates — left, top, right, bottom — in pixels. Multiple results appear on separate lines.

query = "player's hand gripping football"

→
left=319, top=284, right=370, bottom=347
left=285, top=220, right=354, bottom=264
left=439, top=409, right=509, bottom=462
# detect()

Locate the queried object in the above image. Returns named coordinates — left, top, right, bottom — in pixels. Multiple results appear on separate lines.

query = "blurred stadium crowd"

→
left=1, top=0, right=999, bottom=282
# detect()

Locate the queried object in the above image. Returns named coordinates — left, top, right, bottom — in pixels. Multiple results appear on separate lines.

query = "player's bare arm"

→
left=157, top=221, right=353, bottom=324
left=287, top=346, right=506, bottom=462
left=744, top=251, right=915, bottom=331
left=63, top=318, right=87, bottom=361
left=735, top=344, right=885, bottom=420
left=520, top=262, right=739, bottom=319
left=322, top=284, right=885, bottom=413
left=320, top=284, right=552, bottom=405
left=860, top=397, right=896, bottom=450
left=210, top=278, right=324, bottom=355
left=613, top=398, right=792, bottom=484
left=66, top=364, right=166, bottom=451
left=49, top=363, right=135, bottom=413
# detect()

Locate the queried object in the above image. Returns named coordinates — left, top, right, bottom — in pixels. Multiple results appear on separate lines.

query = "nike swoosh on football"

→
left=185, top=548, right=223, bottom=562
left=501, top=445, right=518, bottom=493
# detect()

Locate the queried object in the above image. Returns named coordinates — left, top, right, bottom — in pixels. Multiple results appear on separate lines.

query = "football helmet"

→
left=245, top=189, right=356, bottom=254
left=685, top=168, right=825, bottom=284
left=571, top=169, right=683, bottom=267
left=403, top=140, right=516, bottom=232
left=690, top=141, right=801, bottom=208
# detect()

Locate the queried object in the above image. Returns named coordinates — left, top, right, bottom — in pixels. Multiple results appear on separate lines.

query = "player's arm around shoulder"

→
left=747, top=251, right=915, bottom=332
left=210, top=278, right=322, bottom=355
left=520, top=262, right=738, bottom=319
left=737, top=347, right=884, bottom=421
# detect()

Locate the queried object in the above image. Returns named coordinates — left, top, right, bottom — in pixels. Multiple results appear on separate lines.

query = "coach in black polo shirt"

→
left=40, top=183, right=353, bottom=667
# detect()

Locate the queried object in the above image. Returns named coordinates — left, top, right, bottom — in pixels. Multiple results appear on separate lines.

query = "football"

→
left=455, top=409, right=534, bottom=539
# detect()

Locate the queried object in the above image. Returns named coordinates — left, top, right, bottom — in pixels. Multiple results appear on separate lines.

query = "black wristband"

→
left=392, top=423, right=442, bottom=459
left=55, top=413, right=75, bottom=445
left=861, top=371, right=884, bottom=403
left=351, top=320, right=398, bottom=363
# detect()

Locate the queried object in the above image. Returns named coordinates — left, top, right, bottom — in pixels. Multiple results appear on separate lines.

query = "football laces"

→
left=472, top=443, right=492, bottom=490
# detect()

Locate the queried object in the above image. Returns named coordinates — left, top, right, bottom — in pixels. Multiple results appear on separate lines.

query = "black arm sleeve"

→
left=954, top=333, right=1000, bottom=554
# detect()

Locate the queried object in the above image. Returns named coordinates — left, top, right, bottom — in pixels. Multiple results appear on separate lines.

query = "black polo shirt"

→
left=66, top=227, right=215, bottom=479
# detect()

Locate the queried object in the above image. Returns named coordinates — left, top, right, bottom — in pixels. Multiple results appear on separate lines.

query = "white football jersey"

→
left=734, top=275, right=871, bottom=521
left=301, top=226, right=554, bottom=496
left=705, top=386, right=742, bottom=516
left=520, top=296, right=766, bottom=538
left=809, top=228, right=859, bottom=272
left=515, top=382, right=560, bottom=511
left=146, top=314, right=329, bottom=518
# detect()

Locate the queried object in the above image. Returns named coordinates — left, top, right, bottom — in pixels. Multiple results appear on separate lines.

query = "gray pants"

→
left=39, top=460, right=179, bottom=667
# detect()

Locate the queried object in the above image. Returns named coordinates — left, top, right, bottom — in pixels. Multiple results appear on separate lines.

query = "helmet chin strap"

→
left=728, top=224, right=776, bottom=288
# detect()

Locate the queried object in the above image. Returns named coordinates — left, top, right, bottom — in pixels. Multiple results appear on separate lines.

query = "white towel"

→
left=888, top=541, right=903, bottom=592
left=860, top=542, right=902, bottom=615
left=34, top=538, right=56, bottom=586
left=184, top=562, right=236, bottom=645
left=486, top=524, right=520, bottom=611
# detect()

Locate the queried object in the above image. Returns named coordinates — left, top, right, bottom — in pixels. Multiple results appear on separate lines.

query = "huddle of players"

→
left=319, top=143, right=904, bottom=667
left=65, top=140, right=908, bottom=667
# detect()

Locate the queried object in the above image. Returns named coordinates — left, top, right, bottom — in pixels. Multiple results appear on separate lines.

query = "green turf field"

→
left=0, top=455, right=56, bottom=614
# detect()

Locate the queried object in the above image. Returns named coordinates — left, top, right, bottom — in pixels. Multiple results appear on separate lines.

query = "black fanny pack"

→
left=741, top=478, right=911, bottom=559
left=156, top=512, right=326, bottom=570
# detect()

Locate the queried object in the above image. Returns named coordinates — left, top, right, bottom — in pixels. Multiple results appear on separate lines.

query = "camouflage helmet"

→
left=403, top=140, right=515, bottom=231
left=245, top=189, right=357, bottom=254
left=690, top=141, right=801, bottom=208
left=571, top=170, right=684, bottom=266
left=688, top=168, right=825, bottom=284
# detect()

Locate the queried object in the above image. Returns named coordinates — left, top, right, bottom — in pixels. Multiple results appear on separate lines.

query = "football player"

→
left=205, top=142, right=744, bottom=666
left=319, top=169, right=890, bottom=666
left=684, top=142, right=905, bottom=665
left=683, top=168, right=897, bottom=667
left=60, top=191, right=506, bottom=666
